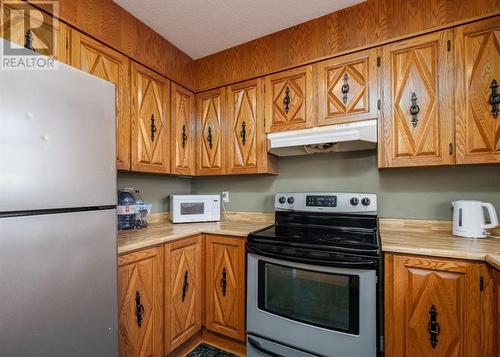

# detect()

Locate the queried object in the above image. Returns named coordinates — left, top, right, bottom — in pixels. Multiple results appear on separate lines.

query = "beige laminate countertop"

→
left=380, top=219, right=500, bottom=268
left=117, top=219, right=273, bottom=255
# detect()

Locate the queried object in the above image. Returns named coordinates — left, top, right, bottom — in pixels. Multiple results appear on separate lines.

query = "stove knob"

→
left=287, top=197, right=295, bottom=204
left=279, top=196, right=286, bottom=204
left=361, top=197, right=371, bottom=206
left=350, top=197, right=359, bottom=206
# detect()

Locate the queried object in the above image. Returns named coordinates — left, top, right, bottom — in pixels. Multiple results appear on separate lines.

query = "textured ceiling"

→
left=114, top=0, right=365, bottom=59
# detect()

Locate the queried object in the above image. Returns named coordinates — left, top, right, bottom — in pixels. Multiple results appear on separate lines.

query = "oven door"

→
left=247, top=253, right=376, bottom=357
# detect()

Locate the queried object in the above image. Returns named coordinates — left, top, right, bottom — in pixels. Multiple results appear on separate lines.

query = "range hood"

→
left=267, top=119, right=377, bottom=156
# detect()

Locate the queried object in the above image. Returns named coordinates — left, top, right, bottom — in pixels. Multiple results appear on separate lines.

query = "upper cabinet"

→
left=0, top=1, right=70, bottom=63
left=265, top=65, right=315, bottom=133
left=316, top=48, right=379, bottom=125
left=71, top=31, right=131, bottom=170
left=227, top=79, right=278, bottom=175
left=131, top=62, right=171, bottom=174
left=171, top=84, right=196, bottom=176
left=379, top=30, right=455, bottom=168
left=196, top=88, right=225, bottom=175
left=455, top=17, right=500, bottom=165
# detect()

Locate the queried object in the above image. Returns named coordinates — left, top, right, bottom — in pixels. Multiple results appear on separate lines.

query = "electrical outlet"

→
left=221, top=191, right=229, bottom=203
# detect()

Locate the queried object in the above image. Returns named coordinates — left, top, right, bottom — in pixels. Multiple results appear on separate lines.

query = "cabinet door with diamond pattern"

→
left=455, top=16, right=500, bottom=165
left=118, top=247, right=164, bottom=357
left=265, top=65, right=314, bottom=133
left=164, top=236, right=202, bottom=353
left=379, top=30, right=455, bottom=168
left=131, top=62, right=170, bottom=173
left=205, top=235, right=246, bottom=341
left=71, top=31, right=130, bottom=170
left=196, top=88, right=225, bottom=175
left=317, top=48, right=379, bottom=125
left=171, top=83, right=195, bottom=175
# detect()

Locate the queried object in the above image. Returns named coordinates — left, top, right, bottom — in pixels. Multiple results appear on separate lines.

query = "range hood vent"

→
left=267, top=119, right=377, bottom=156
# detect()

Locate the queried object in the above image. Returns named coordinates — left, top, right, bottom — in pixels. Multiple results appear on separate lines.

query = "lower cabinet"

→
left=118, top=247, right=164, bottom=357
left=205, top=235, right=246, bottom=341
left=385, top=253, right=491, bottom=357
left=164, top=236, right=202, bottom=353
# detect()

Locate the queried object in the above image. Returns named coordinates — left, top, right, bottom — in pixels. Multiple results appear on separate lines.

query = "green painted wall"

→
left=191, top=151, right=500, bottom=220
left=117, top=172, right=191, bottom=213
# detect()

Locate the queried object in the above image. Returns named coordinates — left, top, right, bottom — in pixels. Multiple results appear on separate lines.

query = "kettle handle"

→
left=481, top=202, right=499, bottom=230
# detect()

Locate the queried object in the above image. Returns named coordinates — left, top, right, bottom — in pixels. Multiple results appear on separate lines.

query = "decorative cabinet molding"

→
left=164, top=236, right=202, bottom=353
left=0, top=1, right=70, bottom=63
left=264, top=65, right=315, bottom=133
left=455, top=16, right=500, bottom=165
left=385, top=254, right=485, bottom=357
left=196, top=88, right=225, bottom=175
left=118, top=247, right=164, bottom=357
left=227, top=79, right=278, bottom=174
left=131, top=61, right=171, bottom=173
left=171, top=83, right=196, bottom=175
left=316, top=48, right=379, bottom=125
left=379, top=30, right=455, bottom=168
left=71, top=31, right=131, bottom=170
left=205, top=235, right=246, bottom=341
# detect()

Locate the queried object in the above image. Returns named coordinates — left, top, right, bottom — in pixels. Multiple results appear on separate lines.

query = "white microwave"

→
left=169, top=195, right=221, bottom=223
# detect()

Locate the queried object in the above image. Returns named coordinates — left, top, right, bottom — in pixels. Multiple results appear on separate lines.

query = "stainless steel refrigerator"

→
left=0, top=40, right=118, bottom=356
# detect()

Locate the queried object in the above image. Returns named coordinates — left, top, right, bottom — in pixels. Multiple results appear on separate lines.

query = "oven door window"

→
left=258, top=261, right=359, bottom=334
left=180, top=202, right=205, bottom=215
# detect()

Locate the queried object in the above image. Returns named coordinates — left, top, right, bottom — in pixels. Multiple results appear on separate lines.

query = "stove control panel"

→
left=275, top=192, right=377, bottom=214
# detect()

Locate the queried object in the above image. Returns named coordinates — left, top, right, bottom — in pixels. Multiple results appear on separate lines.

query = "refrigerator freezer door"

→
left=0, top=209, right=118, bottom=357
left=0, top=47, right=116, bottom=212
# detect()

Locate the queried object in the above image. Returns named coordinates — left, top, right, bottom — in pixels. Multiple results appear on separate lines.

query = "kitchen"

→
left=0, top=0, right=499, bottom=356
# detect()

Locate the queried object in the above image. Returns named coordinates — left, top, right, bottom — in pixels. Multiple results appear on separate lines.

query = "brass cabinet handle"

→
left=410, top=92, right=420, bottom=127
left=207, top=126, right=213, bottom=149
left=181, top=124, right=188, bottom=148
left=488, top=79, right=499, bottom=119
left=341, top=73, right=350, bottom=104
left=181, top=270, right=189, bottom=302
left=240, top=121, right=247, bottom=145
left=428, top=304, right=440, bottom=348
left=150, top=114, right=157, bottom=142
left=220, top=267, right=227, bottom=297
left=135, top=291, right=145, bottom=327
left=283, top=86, right=291, bottom=114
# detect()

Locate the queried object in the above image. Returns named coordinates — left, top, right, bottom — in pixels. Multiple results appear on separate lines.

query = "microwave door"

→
left=175, top=200, right=210, bottom=222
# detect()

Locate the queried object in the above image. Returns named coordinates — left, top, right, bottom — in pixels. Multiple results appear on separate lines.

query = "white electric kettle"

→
left=451, top=200, right=499, bottom=238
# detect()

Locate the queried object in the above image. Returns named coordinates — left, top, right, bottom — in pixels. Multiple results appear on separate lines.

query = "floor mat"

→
left=187, top=343, right=238, bottom=357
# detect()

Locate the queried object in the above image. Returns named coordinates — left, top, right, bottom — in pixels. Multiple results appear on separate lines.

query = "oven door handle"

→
left=248, top=337, right=287, bottom=357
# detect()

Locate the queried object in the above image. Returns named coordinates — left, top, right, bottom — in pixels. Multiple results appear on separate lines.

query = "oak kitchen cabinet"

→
left=131, top=61, right=171, bottom=174
left=205, top=235, right=246, bottom=341
left=385, top=253, right=489, bottom=357
left=164, top=236, right=202, bottom=353
left=379, top=30, right=455, bottom=168
left=118, top=247, right=164, bottom=357
left=455, top=16, right=500, bottom=165
left=0, top=0, right=70, bottom=63
left=71, top=31, right=131, bottom=170
left=264, top=65, right=315, bottom=133
left=171, top=83, right=196, bottom=176
left=316, top=48, right=380, bottom=126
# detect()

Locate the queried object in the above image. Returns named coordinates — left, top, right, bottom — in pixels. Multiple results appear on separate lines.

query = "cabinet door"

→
left=317, top=48, right=379, bottom=125
left=118, top=247, right=164, bottom=357
left=164, top=236, right=202, bottom=353
left=205, top=235, right=246, bottom=341
left=455, top=16, right=500, bottom=164
left=226, top=79, right=278, bottom=175
left=171, top=84, right=195, bottom=175
left=265, top=65, right=314, bottom=133
left=131, top=62, right=170, bottom=173
left=71, top=31, right=131, bottom=170
left=0, top=1, right=70, bottom=63
left=196, top=88, right=225, bottom=175
left=379, top=30, right=455, bottom=168
left=385, top=254, right=482, bottom=357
